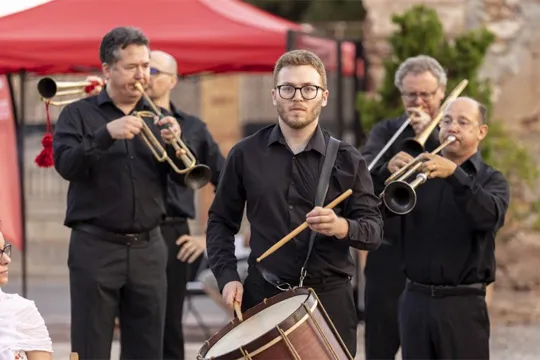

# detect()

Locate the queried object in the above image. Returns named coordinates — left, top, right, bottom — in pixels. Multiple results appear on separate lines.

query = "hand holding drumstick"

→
left=257, top=189, right=353, bottom=262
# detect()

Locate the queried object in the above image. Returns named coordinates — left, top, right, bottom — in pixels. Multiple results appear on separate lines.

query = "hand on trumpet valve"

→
left=418, top=153, right=457, bottom=179
left=407, top=107, right=432, bottom=135
left=306, top=207, right=349, bottom=239
left=387, top=151, right=414, bottom=174
left=106, top=116, right=143, bottom=140
left=154, top=115, right=183, bottom=146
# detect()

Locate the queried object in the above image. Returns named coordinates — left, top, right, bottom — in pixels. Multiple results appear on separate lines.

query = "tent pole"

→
left=9, top=71, right=28, bottom=297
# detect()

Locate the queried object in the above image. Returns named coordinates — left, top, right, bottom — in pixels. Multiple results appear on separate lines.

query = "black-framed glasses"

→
left=150, top=67, right=177, bottom=77
left=276, top=85, right=324, bottom=100
left=0, top=244, right=11, bottom=262
left=401, top=88, right=438, bottom=101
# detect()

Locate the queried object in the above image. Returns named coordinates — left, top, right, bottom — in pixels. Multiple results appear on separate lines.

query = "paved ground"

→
left=4, top=276, right=540, bottom=359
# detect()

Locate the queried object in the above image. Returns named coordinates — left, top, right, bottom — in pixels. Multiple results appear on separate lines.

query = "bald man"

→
left=379, top=97, right=509, bottom=359
left=144, top=50, right=225, bottom=359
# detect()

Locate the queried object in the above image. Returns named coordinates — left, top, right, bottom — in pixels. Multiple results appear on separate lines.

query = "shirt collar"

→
left=460, top=151, right=483, bottom=175
left=267, top=124, right=326, bottom=155
left=167, top=102, right=186, bottom=122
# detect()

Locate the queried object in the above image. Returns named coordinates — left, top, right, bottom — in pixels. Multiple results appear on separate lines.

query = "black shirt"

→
left=381, top=152, right=510, bottom=286
left=361, top=114, right=440, bottom=242
left=53, top=89, right=193, bottom=233
left=206, top=124, right=384, bottom=291
left=163, top=103, right=225, bottom=219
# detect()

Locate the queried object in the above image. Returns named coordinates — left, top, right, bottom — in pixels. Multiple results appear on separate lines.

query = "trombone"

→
left=37, top=77, right=99, bottom=106
left=367, top=79, right=469, bottom=171
left=380, top=135, right=456, bottom=215
left=133, top=82, right=212, bottom=190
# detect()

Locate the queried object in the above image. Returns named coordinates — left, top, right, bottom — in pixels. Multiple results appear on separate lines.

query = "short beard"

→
left=277, top=100, right=323, bottom=130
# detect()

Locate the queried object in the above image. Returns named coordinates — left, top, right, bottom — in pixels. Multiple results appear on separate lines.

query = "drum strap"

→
left=256, top=136, right=341, bottom=291
left=299, top=136, right=341, bottom=287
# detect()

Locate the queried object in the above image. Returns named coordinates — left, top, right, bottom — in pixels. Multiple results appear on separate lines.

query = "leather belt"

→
left=74, top=223, right=158, bottom=245
left=406, top=279, right=486, bottom=297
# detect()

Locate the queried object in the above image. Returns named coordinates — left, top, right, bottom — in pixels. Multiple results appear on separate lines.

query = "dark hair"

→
left=99, top=27, right=149, bottom=64
left=478, top=103, right=488, bottom=125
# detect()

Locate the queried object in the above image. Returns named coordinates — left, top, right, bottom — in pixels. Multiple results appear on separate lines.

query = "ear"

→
left=271, top=88, right=277, bottom=106
left=478, top=124, right=488, bottom=141
left=102, top=63, right=111, bottom=80
left=170, top=75, right=178, bottom=89
left=321, top=89, right=329, bottom=107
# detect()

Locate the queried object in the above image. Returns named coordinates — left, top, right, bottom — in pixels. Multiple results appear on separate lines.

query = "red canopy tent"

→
left=0, top=0, right=362, bottom=296
left=0, top=0, right=355, bottom=76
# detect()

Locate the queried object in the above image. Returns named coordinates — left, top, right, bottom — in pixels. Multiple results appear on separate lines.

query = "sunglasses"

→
left=150, top=67, right=177, bottom=77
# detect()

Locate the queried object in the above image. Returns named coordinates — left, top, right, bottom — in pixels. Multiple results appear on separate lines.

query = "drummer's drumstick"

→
left=233, top=300, right=243, bottom=321
left=256, top=189, right=353, bottom=262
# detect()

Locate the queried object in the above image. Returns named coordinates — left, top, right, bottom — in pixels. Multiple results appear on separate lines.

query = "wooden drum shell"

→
left=197, top=287, right=352, bottom=360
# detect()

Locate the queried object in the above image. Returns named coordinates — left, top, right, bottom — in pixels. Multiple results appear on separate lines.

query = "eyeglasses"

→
left=0, top=244, right=11, bottom=262
left=150, top=67, right=176, bottom=77
left=401, top=89, right=438, bottom=101
left=276, top=85, right=324, bottom=100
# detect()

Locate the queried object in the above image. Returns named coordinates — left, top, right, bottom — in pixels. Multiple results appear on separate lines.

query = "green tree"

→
left=357, top=5, right=539, bottom=232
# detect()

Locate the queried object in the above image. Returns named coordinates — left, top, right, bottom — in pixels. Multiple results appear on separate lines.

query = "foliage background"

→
left=356, top=5, right=540, bottom=233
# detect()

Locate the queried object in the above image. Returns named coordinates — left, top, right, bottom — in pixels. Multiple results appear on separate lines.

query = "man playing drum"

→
left=206, top=49, right=384, bottom=357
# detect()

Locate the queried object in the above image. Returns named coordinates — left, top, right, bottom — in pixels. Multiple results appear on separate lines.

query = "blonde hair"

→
left=273, top=50, right=327, bottom=89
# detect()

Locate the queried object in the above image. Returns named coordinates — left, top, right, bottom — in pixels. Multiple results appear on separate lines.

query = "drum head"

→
left=205, top=293, right=309, bottom=358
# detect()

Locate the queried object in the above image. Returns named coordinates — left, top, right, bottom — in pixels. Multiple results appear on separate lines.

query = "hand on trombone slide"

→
left=417, top=153, right=457, bottom=179
left=407, top=107, right=432, bottom=135
left=387, top=151, right=415, bottom=174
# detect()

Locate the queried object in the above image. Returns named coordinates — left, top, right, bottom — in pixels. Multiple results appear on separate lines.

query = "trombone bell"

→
left=380, top=136, right=456, bottom=214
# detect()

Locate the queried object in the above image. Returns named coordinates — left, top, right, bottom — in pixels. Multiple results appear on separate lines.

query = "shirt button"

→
left=130, top=156, right=134, bottom=160
left=289, top=205, right=293, bottom=210
left=290, top=181, right=295, bottom=185
left=292, top=156, right=296, bottom=160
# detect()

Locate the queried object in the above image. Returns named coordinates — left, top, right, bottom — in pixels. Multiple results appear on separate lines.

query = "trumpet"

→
left=133, top=82, right=212, bottom=190
left=37, top=77, right=101, bottom=106
left=367, top=79, right=469, bottom=171
left=380, top=135, right=456, bottom=215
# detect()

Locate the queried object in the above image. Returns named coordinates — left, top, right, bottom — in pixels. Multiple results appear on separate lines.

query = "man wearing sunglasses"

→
left=145, top=50, right=225, bottom=360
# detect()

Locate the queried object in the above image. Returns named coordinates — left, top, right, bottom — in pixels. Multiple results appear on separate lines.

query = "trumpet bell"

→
left=37, top=77, right=60, bottom=98
left=184, top=164, right=212, bottom=190
left=400, top=138, right=425, bottom=157
left=382, top=180, right=417, bottom=215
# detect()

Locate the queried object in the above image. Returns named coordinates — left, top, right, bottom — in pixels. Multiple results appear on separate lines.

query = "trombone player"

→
left=52, top=26, right=193, bottom=359
left=360, top=55, right=446, bottom=360
left=385, top=96, right=509, bottom=359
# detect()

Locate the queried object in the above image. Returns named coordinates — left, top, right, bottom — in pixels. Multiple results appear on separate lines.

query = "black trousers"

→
left=399, top=284, right=490, bottom=360
left=68, top=226, right=167, bottom=360
left=160, top=219, right=203, bottom=360
left=363, top=243, right=406, bottom=360
left=241, top=269, right=358, bottom=358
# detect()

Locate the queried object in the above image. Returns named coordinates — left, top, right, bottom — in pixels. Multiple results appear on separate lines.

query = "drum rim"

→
left=197, top=287, right=317, bottom=360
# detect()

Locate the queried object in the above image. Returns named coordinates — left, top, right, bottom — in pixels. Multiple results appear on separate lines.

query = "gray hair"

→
left=394, top=55, right=447, bottom=90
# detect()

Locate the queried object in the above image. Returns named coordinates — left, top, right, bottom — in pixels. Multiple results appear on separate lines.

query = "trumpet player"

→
left=389, top=97, right=509, bottom=359
left=52, top=27, right=192, bottom=359
left=361, top=55, right=447, bottom=360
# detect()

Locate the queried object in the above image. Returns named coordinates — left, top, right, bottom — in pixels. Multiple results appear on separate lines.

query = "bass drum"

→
left=197, top=287, right=353, bottom=359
